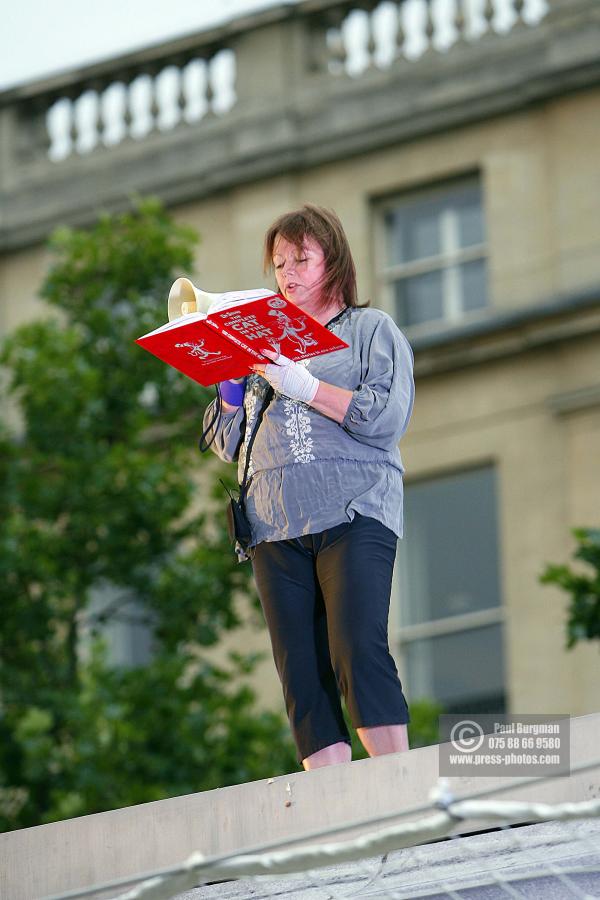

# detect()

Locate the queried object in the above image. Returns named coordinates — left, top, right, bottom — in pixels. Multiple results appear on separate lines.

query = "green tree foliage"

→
left=0, top=198, right=297, bottom=832
left=539, top=527, right=600, bottom=649
left=403, top=699, right=444, bottom=749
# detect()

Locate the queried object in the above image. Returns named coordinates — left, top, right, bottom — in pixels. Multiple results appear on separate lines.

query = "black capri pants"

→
left=251, top=512, right=410, bottom=764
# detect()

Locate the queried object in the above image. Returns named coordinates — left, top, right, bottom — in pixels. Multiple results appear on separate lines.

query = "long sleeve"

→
left=201, top=397, right=246, bottom=463
left=341, top=314, right=415, bottom=451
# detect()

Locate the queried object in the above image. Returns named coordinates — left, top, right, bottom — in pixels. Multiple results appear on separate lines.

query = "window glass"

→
left=407, top=201, right=441, bottom=262
left=394, top=270, right=444, bottom=327
left=455, top=187, right=485, bottom=248
left=385, top=202, right=440, bottom=265
left=398, top=466, right=502, bottom=627
left=461, top=258, right=488, bottom=312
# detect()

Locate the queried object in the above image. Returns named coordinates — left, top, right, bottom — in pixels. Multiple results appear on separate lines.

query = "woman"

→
left=202, top=203, right=415, bottom=770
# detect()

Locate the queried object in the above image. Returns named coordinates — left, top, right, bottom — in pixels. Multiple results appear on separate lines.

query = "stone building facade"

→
left=1, top=0, right=598, bottom=719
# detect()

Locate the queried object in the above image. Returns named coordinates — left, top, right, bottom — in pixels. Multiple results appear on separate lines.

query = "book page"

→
left=138, top=289, right=280, bottom=340
left=207, top=288, right=277, bottom=314
left=137, top=310, right=208, bottom=340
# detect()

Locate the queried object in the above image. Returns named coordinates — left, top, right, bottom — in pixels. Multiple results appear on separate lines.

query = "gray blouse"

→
left=202, top=306, right=415, bottom=553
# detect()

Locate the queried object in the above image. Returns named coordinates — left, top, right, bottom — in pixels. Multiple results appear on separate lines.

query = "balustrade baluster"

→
left=130, top=64, right=154, bottom=140
left=45, top=97, right=69, bottom=161
left=181, top=58, right=204, bottom=122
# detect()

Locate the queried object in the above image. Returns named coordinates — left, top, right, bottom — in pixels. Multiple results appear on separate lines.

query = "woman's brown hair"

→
left=263, top=203, right=369, bottom=312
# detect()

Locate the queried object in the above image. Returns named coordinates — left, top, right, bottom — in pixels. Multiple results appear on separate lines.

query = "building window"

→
left=378, top=177, right=488, bottom=330
left=396, top=465, right=506, bottom=715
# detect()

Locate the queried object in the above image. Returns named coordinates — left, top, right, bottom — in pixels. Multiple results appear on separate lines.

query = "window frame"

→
left=374, top=174, right=489, bottom=333
left=390, top=462, right=507, bottom=711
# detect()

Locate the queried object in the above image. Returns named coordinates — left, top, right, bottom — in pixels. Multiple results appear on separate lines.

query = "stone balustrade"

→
left=42, top=49, right=236, bottom=162
left=0, top=1, right=548, bottom=167
left=1, top=0, right=597, bottom=252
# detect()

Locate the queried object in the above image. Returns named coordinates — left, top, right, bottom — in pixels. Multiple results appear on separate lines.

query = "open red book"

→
left=136, top=286, right=349, bottom=386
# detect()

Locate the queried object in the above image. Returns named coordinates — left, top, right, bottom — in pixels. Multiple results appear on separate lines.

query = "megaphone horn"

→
left=167, top=277, right=220, bottom=321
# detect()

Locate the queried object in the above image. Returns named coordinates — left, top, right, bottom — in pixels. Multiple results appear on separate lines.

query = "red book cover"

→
left=136, top=290, right=349, bottom=387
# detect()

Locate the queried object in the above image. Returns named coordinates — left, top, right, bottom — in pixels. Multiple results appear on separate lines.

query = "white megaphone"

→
left=167, top=277, right=220, bottom=321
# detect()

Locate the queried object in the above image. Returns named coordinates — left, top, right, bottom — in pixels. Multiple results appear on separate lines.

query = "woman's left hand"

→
left=251, top=348, right=320, bottom=403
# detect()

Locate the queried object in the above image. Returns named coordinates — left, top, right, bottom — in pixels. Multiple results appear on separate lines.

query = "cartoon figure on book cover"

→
left=267, top=308, right=319, bottom=355
left=175, top=340, right=222, bottom=360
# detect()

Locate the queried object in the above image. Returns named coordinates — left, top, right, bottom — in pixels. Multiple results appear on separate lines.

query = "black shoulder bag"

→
left=220, top=386, right=274, bottom=560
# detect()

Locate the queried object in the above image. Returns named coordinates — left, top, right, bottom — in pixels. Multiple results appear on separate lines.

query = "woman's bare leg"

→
left=356, top=724, right=409, bottom=757
left=302, top=741, right=352, bottom=770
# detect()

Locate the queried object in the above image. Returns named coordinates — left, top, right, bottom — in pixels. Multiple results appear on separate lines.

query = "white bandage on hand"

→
left=263, top=353, right=319, bottom=403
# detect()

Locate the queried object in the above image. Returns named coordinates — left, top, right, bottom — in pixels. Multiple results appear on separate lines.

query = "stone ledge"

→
left=409, top=287, right=600, bottom=377
left=1, top=712, right=597, bottom=900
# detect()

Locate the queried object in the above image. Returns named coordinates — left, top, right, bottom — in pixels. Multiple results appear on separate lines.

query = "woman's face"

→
left=272, top=234, right=327, bottom=312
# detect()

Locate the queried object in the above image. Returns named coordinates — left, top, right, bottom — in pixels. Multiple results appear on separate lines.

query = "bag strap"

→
left=238, top=386, right=274, bottom=501
left=198, top=385, right=223, bottom=453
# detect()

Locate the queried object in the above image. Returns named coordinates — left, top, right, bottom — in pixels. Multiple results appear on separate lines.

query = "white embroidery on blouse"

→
left=241, top=389, right=259, bottom=478
left=283, top=398, right=315, bottom=464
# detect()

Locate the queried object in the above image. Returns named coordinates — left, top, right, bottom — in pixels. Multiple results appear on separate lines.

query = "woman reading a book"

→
left=202, top=203, right=415, bottom=771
